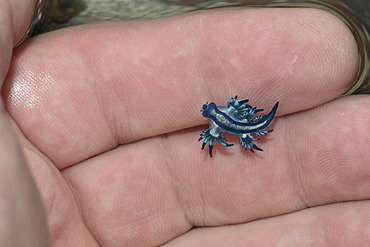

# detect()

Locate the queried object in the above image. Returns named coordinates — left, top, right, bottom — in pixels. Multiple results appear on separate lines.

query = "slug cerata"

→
left=199, top=96, right=279, bottom=157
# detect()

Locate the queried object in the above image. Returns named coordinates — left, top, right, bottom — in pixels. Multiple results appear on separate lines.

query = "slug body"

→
left=199, top=96, right=279, bottom=157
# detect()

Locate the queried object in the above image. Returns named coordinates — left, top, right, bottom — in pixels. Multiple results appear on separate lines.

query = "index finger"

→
left=4, top=8, right=358, bottom=168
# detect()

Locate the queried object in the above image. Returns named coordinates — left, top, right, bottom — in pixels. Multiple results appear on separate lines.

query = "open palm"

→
left=1, top=7, right=369, bottom=247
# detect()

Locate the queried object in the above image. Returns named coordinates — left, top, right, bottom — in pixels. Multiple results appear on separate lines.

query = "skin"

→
left=0, top=0, right=369, bottom=246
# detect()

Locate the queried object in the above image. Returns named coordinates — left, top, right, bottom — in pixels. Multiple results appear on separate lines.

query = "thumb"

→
left=0, top=0, right=48, bottom=246
left=0, top=106, right=48, bottom=246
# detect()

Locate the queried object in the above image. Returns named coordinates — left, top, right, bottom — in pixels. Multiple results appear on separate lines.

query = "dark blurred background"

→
left=35, top=0, right=369, bottom=34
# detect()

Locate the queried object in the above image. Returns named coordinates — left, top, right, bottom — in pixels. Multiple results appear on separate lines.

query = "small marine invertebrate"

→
left=199, top=96, right=279, bottom=157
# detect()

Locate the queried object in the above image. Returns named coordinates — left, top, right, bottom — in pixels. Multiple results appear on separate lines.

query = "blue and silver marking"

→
left=199, top=96, right=279, bottom=157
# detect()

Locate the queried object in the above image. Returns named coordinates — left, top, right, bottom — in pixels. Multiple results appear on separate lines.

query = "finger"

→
left=166, top=96, right=370, bottom=226
left=163, top=201, right=370, bottom=246
left=3, top=8, right=358, bottom=168
left=62, top=95, right=370, bottom=246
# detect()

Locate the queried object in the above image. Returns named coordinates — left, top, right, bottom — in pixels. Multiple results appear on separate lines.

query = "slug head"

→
left=200, top=102, right=216, bottom=118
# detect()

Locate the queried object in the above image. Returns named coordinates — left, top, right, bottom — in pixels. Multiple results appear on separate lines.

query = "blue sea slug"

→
left=199, top=96, right=279, bottom=157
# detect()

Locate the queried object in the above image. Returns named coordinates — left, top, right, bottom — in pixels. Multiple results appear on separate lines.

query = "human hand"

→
left=1, top=3, right=369, bottom=246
